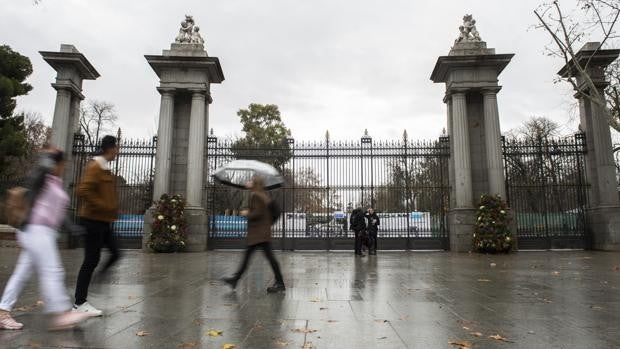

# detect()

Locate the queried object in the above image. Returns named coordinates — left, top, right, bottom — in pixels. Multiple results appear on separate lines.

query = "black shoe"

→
left=267, top=283, right=286, bottom=293
left=221, top=276, right=238, bottom=290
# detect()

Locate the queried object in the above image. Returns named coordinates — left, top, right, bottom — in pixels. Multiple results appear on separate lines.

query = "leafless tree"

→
left=79, top=100, right=118, bottom=145
left=534, top=0, right=620, bottom=131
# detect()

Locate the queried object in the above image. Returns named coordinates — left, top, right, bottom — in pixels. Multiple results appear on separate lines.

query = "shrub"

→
left=147, top=194, right=187, bottom=253
left=473, top=194, right=513, bottom=253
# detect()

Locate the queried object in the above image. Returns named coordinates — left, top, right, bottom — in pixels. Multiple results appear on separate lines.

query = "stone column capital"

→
left=481, top=86, right=502, bottom=95
left=189, top=88, right=207, bottom=95
left=51, top=83, right=84, bottom=100
left=157, top=87, right=176, bottom=96
left=444, top=89, right=468, bottom=103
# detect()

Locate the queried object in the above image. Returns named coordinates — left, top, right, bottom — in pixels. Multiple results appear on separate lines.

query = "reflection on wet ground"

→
left=0, top=249, right=619, bottom=348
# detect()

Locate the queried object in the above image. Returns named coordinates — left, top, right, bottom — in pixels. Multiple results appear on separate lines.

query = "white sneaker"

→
left=72, top=302, right=103, bottom=317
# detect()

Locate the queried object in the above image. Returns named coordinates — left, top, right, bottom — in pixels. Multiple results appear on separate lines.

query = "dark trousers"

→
left=233, top=242, right=284, bottom=284
left=74, top=218, right=121, bottom=305
left=368, top=230, right=378, bottom=252
left=354, top=230, right=363, bottom=254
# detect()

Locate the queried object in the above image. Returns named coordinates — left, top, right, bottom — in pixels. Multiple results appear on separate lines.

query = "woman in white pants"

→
left=0, top=149, right=90, bottom=330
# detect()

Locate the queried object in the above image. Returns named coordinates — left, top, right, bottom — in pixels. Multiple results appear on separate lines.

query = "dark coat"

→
left=349, top=209, right=367, bottom=232
left=366, top=212, right=380, bottom=233
left=246, top=192, right=272, bottom=246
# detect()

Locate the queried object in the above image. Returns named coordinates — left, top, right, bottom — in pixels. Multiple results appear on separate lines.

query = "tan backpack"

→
left=5, top=187, right=29, bottom=228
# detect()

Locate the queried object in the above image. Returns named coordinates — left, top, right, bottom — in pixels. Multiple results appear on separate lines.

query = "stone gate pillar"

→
left=559, top=42, right=620, bottom=250
left=40, top=44, right=100, bottom=169
left=143, top=16, right=224, bottom=252
left=431, top=15, right=514, bottom=251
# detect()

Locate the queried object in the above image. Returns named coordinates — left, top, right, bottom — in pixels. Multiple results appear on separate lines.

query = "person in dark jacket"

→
left=350, top=208, right=367, bottom=256
left=365, top=208, right=380, bottom=255
left=222, top=176, right=285, bottom=293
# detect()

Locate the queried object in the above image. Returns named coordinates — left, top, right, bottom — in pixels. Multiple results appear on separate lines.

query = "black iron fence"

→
left=70, top=134, right=157, bottom=242
left=502, top=133, right=588, bottom=249
left=206, top=134, right=450, bottom=250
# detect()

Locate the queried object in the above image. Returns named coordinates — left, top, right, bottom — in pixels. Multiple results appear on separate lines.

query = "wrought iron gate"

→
left=70, top=134, right=157, bottom=248
left=502, top=133, right=588, bottom=249
left=206, top=134, right=450, bottom=250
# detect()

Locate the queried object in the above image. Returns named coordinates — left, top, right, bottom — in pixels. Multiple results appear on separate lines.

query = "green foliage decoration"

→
left=148, top=194, right=188, bottom=253
left=473, top=194, right=514, bottom=253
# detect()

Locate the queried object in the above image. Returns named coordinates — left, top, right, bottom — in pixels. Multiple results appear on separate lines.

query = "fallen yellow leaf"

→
left=489, top=334, right=510, bottom=342
left=448, top=339, right=472, bottom=349
left=136, top=331, right=149, bottom=337
left=477, top=279, right=491, bottom=282
left=207, top=330, right=223, bottom=337
left=178, top=342, right=197, bottom=349
left=221, top=345, right=236, bottom=349
left=470, top=332, right=483, bottom=337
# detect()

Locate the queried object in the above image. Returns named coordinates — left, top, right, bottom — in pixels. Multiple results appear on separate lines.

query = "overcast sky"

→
left=2, top=0, right=589, bottom=141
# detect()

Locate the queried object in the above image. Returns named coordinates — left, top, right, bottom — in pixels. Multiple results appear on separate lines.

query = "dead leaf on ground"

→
left=470, top=332, right=483, bottom=337
left=207, top=330, right=223, bottom=337
left=489, top=334, right=513, bottom=342
left=591, top=305, right=604, bottom=310
left=448, top=340, right=472, bottom=349
left=252, top=324, right=264, bottom=331
left=377, top=336, right=388, bottom=340
left=309, top=297, right=322, bottom=303
left=462, top=326, right=471, bottom=331
left=327, top=320, right=338, bottom=323
left=301, top=342, right=315, bottom=349
left=29, top=342, right=42, bottom=349
left=292, top=328, right=318, bottom=334
left=221, top=345, right=236, bottom=349
left=399, top=315, right=409, bottom=321
left=319, top=307, right=328, bottom=310
left=274, top=338, right=290, bottom=346
left=551, top=271, right=560, bottom=276
left=477, top=279, right=491, bottom=282
left=14, top=301, right=44, bottom=312
left=613, top=266, right=620, bottom=271
left=178, top=342, right=198, bottom=349
left=136, top=331, right=150, bottom=337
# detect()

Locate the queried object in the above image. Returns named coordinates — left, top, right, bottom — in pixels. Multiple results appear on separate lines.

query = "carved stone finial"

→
left=364, top=129, right=369, bottom=137
left=174, top=15, right=205, bottom=44
left=403, top=130, right=408, bottom=140
left=325, top=130, right=330, bottom=141
left=454, top=14, right=482, bottom=44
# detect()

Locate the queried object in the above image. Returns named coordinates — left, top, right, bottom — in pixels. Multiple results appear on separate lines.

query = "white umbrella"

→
left=212, top=160, right=285, bottom=190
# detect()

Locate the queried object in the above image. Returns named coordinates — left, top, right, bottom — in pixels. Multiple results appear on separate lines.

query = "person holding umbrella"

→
left=221, top=175, right=285, bottom=293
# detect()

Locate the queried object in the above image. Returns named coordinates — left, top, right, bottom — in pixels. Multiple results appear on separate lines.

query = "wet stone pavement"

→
left=0, top=249, right=619, bottom=349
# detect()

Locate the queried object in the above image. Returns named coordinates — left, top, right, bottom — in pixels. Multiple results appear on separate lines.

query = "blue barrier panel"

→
left=113, top=214, right=144, bottom=238
left=208, top=215, right=247, bottom=238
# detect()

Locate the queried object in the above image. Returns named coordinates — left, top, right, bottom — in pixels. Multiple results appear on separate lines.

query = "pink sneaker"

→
left=0, top=313, right=24, bottom=330
left=49, top=311, right=90, bottom=331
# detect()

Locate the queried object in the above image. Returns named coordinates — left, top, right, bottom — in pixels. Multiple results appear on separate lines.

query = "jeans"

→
left=74, top=218, right=120, bottom=305
left=354, top=230, right=363, bottom=254
left=233, top=242, right=284, bottom=284
left=0, top=225, right=71, bottom=313
left=368, top=230, right=378, bottom=252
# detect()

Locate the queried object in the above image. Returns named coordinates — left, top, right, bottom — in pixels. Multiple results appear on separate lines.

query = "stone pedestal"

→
left=431, top=40, right=514, bottom=251
left=448, top=208, right=477, bottom=252
left=184, top=207, right=208, bottom=252
left=559, top=43, right=620, bottom=251
left=143, top=34, right=224, bottom=252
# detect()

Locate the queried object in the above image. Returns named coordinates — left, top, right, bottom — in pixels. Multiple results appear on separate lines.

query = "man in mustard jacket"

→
left=72, top=135, right=120, bottom=317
